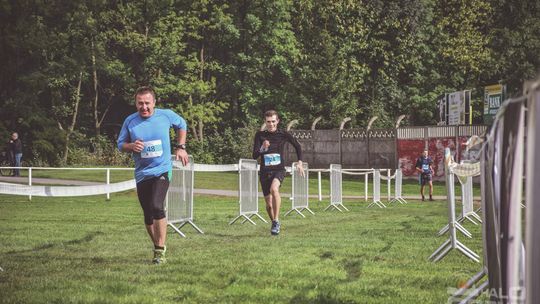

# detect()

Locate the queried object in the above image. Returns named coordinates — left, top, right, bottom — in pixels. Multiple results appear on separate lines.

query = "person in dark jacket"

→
left=252, top=110, right=304, bottom=235
left=8, top=132, right=22, bottom=177
left=415, top=149, right=434, bottom=201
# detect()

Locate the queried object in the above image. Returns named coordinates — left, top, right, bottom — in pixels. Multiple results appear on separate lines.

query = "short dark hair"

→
left=134, top=86, right=156, bottom=100
left=264, top=110, right=279, bottom=119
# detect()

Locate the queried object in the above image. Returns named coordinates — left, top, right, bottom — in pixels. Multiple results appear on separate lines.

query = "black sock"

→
left=154, top=245, right=164, bottom=250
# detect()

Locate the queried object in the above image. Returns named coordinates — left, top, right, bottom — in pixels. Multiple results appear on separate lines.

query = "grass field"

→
left=0, top=190, right=484, bottom=303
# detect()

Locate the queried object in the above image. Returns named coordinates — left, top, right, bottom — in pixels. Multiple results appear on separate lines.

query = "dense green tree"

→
left=1, top=0, right=539, bottom=165
left=486, top=0, right=540, bottom=97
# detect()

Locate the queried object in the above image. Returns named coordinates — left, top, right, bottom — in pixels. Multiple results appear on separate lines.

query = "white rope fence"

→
left=0, top=179, right=135, bottom=198
left=0, top=167, right=134, bottom=200
left=0, top=164, right=405, bottom=207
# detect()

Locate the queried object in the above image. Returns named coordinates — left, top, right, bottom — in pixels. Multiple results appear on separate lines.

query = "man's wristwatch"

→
left=174, top=143, right=186, bottom=150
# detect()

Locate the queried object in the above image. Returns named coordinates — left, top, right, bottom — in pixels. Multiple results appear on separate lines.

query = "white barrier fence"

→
left=229, top=159, right=267, bottom=225
left=390, top=169, right=407, bottom=204
left=458, top=176, right=482, bottom=224
left=429, top=149, right=480, bottom=263
left=167, top=156, right=203, bottom=237
left=437, top=174, right=482, bottom=237
left=448, top=84, right=534, bottom=303
left=285, top=162, right=314, bottom=217
left=367, top=170, right=386, bottom=208
left=324, top=164, right=349, bottom=212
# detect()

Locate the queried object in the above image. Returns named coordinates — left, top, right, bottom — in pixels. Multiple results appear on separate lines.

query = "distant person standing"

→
left=9, top=132, right=22, bottom=177
left=252, top=110, right=304, bottom=236
left=415, top=150, right=434, bottom=201
left=117, top=86, right=189, bottom=264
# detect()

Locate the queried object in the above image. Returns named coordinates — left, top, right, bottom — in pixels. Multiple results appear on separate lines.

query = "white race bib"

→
left=264, top=153, right=281, bottom=166
left=141, top=140, right=163, bottom=158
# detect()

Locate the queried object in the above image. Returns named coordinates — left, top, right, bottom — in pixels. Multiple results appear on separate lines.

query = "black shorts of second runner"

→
left=259, top=170, right=286, bottom=196
left=420, top=173, right=432, bottom=185
left=136, top=172, right=170, bottom=225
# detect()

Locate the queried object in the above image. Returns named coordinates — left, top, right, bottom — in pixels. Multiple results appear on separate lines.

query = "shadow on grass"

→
left=6, top=231, right=104, bottom=254
left=342, top=257, right=364, bottom=281
left=289, top=289, right=357, bottom=304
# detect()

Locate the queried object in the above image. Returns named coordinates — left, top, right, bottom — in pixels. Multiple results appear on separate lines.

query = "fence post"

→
left=456, top=125, right=460, bottom=162
left=106, top=168, right=110, bottom=201
left=318, top=171, right=322, bottom=202
left=387, top=169, right=391, bottom=201
left=424, top=126, right=429, bottom=150
left=28, top=167, right=32, bottom=201
left=365, top=172, right=368, bottom=201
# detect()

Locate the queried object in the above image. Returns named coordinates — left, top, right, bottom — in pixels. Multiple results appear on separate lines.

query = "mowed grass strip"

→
left=0, top=192, right=483, bottom=303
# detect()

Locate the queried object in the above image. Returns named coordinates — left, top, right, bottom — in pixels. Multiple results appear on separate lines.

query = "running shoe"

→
left=270, top=221, right=278, bottom=235
left=152, top=247, right=167, bottom=264
left=275, top=221, right=281, bottom=235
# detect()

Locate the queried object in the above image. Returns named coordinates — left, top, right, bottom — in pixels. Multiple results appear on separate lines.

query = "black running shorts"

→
left=420, top=173, right=432, bottom=185
left=259, top=170, right=286, bottom=196
left=136, top=172, right=170, bottom=225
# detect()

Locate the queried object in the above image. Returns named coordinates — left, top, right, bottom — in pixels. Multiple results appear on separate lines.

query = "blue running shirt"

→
left=117, top=109, right=187, bottom=183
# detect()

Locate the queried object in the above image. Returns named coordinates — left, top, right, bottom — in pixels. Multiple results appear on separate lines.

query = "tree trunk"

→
left=92, top=39, right=100, bottom=137
left=92, top=39, right=114, bottom=139
left=191, top=121, right=199, bottom=141
left=200, top=44, right=204, bottom=81
left=198, top=119, right=204, bottom=143
left=62, top=71, right=83, bottom=165
left=199, top=45, right=205, bottom=142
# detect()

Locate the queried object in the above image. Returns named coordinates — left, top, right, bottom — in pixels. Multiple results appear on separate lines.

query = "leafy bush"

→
left=185, top=139, right=215, bottom=164
left=67, top=133, right=132, bottom=167
left=204, top=126, right=256, bottom=164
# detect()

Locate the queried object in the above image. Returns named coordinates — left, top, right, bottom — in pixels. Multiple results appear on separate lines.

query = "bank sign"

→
left=484, top=84, right=505, bottom=125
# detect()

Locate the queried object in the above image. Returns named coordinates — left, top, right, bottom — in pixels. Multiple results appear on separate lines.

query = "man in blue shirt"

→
left=415, top=149, right=434, bottom=201
left=118, top=86, right=188, bottom=264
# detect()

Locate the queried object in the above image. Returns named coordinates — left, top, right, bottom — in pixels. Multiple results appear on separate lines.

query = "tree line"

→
left=0, top=0, right=539, bottom=165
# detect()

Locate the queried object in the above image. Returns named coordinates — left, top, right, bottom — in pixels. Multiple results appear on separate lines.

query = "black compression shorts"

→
left=136, top=172, right=170, bottom=225
left=420, top=173, right=432, bottom=185
left=259, top=170, right=286, bottom=196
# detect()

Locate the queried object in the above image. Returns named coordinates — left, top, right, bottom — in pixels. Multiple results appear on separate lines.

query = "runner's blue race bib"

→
left=264, top=153, right=281, bottom=166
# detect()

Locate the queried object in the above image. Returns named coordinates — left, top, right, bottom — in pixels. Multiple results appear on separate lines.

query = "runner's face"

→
left=423, top=150, right=428, bottom=157
left=136, top=92, right=155, bottom=118
left=265, top=115, right=279, bottom=132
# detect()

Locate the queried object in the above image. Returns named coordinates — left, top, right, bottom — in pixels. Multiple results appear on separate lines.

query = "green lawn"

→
left=0, top=191, right=485, bottom=303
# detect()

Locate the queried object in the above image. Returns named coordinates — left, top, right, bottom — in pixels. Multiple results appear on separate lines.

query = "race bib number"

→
left=141, top=140, right=163, bottom=158
left=422, top=164, right=430, bottom=173
left=264, top=153, right=281, bottom=166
